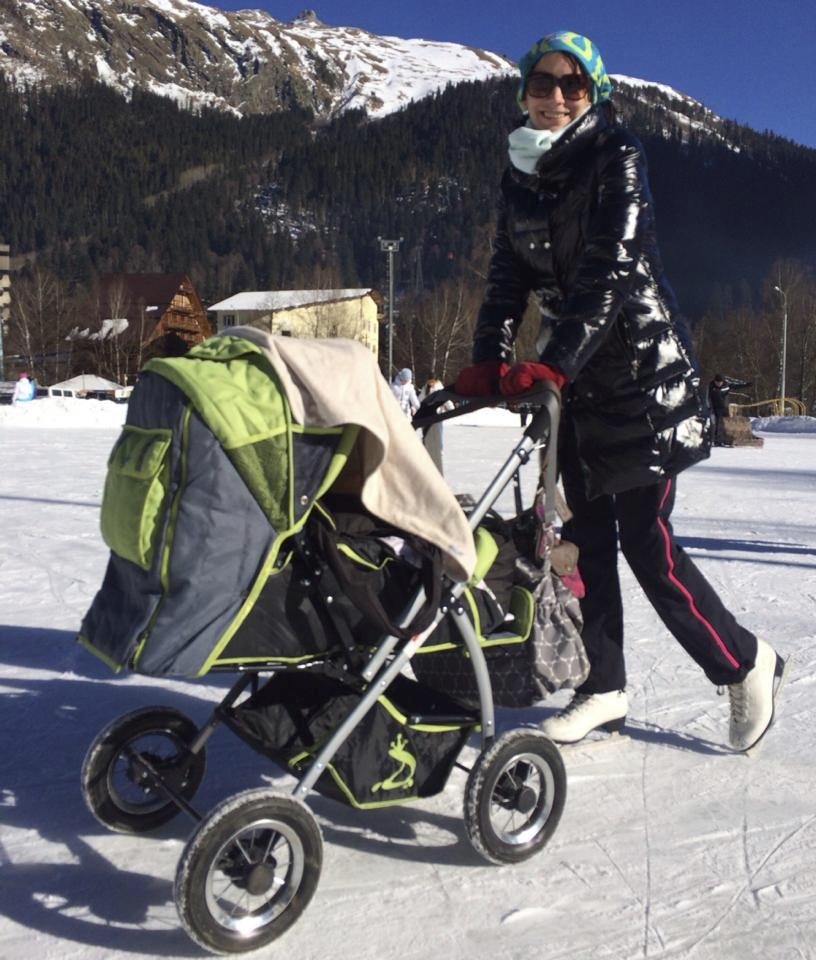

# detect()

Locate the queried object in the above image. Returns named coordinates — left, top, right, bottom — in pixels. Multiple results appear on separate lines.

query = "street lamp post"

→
left=773, top=284, right=788, bottom=414
left=378, top=237, right=401, bottom=379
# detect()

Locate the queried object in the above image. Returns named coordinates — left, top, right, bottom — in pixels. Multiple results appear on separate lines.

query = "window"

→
left=172, top=293, right=193, bottom=311
left=221, top=314, right=236, bottom=328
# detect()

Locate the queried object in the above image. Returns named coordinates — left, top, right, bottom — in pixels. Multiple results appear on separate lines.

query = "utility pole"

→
left=773, top=283, right=788, bottom=413
left=378, top=237, right=402, bottom=378
left=0, top=239, right=10, bottom=381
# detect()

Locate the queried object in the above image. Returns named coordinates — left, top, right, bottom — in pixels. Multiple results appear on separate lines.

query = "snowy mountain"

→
left=612, top=74, right=740, bottom=149
left=0, top=0, right=748, bottom=148
left=0, top=0, right=514, bottom=117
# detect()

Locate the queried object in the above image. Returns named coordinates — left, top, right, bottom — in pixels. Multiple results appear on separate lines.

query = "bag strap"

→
left=311, top=521, right=442, bottom=641
left=536, top=449, right=572, bottom=524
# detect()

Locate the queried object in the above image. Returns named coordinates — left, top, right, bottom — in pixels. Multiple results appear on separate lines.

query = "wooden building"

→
left=99, top=273, right=211, bottom=357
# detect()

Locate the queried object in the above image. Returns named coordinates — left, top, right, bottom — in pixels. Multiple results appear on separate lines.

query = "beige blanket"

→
left=227, top=328, right=476, bottom=582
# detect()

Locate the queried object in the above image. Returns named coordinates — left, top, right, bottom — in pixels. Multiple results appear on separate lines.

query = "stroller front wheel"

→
left=464, top=728, right=566, bottom=864
left=175, top=788, right=323, bottom=954
left=81, top=706, right=206, bottom=833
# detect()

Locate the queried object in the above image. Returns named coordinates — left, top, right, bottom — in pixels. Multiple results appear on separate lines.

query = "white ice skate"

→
left=540, top=690, right=628, bottom=744
left=727, top=638, right=789, bottom=754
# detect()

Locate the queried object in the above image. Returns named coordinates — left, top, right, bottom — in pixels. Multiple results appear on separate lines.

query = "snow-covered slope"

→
left=0, top=1, right=514, bottom=117
left=612, top=73, right=739, bottom=148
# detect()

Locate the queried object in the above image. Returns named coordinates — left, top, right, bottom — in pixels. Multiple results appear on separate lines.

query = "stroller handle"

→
left=412, top=382, right=561, bottom=431
left=463, top=387, right=560, bottom=532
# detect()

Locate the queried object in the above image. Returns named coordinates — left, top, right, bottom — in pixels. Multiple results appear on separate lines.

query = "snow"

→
left=139, top=0, right=231, bottom=30
left=1, top=407, right=815, bottom=958
left=0, top=396, right=127, bottom=428
left=143, top=78, right=242, bottom=115
left=209, top=288, right=375, bottom=311
left=752, top=415, right=816, bottom=433
left=611, top=73, right=694, bottom=104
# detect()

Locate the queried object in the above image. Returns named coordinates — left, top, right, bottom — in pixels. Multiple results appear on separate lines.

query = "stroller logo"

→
left=372, top=733, right=416, bottom=792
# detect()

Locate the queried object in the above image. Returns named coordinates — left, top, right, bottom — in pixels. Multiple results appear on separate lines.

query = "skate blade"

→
left=745, top=654, right=793, bottom=759
left=561, top=731, right=630, bottom=756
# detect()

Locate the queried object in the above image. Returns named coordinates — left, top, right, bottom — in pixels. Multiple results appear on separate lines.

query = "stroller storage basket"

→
left=413, top=584, right=541, bottom=708
left=224, top=671, right=476, bottom=808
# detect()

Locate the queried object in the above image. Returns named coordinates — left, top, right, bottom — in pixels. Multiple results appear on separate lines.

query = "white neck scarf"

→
left=507, top=114, right=583, bottom=173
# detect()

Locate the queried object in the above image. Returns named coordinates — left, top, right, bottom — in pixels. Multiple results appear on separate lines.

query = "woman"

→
left=455, top=31, right=784, bottom=751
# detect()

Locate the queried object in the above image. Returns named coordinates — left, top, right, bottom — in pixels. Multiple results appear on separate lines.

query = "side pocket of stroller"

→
left=100, top=426, right=173, bottom=571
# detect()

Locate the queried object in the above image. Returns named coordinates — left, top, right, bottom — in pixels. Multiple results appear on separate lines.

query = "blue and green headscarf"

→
left=518, top=31, right=613, bottom=105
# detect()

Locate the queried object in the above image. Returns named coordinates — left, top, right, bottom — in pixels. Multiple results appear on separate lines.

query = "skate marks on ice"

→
left=550, top=744, right=816, bottom=959
left=1, top=427, right=815, bottom=960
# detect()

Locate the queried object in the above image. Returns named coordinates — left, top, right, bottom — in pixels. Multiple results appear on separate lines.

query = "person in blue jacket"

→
left=11, top=372, right=35, bottom=405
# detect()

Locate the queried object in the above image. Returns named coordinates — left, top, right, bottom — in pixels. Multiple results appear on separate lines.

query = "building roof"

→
left=208, top=289, right=376, bottom=312
left=49, top=374, right=125, bottom=392
left=100, top=274, right=192, bottom=312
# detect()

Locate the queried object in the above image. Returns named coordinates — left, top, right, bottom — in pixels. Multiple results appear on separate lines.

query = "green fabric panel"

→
left=145, top=336, right=291, bottom=527
left=469, top=527, right=499, bottom=585
left=100, top=426, right=172, bottom=570
left=229, top=434, right=290, bottom=529
left=509, top=585, right=535, bottom=639
left=145, top=337, right=288, bottom=447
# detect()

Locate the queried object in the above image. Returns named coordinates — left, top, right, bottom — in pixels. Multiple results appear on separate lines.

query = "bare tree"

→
left=97, top=279, right=133, bottom=385
left=7, top=267, right=75, bottom=383
left=765, top=260, right=816, bottom=410
left=695, top=259, right=816, bottom=413
left=398, top=274, right=484, bottom=384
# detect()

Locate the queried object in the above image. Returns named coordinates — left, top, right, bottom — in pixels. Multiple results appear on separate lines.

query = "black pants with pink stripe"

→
left=560, top=444, right=758, bottom=694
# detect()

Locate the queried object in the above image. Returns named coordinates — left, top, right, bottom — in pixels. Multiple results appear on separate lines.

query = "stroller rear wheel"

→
left=82, top=706, right=206, bottom=833
left=464, top=729, right=566, bottom=864
left=175, top=789, right=322, bottom=954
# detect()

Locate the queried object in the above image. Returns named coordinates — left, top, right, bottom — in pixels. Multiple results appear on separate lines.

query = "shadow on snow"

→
left=0, top=624, right=488, bottom=953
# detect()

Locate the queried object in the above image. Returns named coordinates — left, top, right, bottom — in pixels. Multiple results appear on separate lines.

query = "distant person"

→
left=11, top=372, right=35, bottom=405
left=453, top=30, right=783, bottom=752
left=419, top=377, right=454, bottom=473
left=390, top=368, right=420, bottom=419
left=708, top=373, right=751, bottom=446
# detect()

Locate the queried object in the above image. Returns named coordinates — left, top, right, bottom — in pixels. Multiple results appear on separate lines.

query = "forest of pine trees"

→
left=2, top=71, right=815, bottom=401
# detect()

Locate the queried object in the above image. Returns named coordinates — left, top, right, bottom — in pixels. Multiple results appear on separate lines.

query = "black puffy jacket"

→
left=474, top=105, right=710, bottom=498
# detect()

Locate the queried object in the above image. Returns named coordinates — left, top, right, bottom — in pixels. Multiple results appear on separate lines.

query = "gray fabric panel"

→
left=292, top=432, right=338, bottom=521
left=136, top=411, right=275, bottom=676
left=79, top=373, right=189, bottom=667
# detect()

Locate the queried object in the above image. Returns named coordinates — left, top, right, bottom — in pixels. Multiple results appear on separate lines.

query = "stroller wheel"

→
left=82, top=706, right=206, bottom=834
left=464, top=729, right=566, bottom=865
left=175, top=789, right=322, bottom=954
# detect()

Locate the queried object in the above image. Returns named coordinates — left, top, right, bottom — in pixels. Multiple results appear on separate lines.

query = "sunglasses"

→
left=525, top=72, right=590, bottom=101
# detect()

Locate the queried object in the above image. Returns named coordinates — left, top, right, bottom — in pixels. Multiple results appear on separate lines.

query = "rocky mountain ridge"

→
left=0, top=0, right=514, bottom=117
left=1, top=0, right=745, bottom=145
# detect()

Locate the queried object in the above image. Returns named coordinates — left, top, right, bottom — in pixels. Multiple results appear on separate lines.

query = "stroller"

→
left=78, top=331, right=568, bottom=954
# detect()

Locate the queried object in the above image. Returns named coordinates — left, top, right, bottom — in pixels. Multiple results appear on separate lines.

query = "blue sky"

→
left=207, top=0, right=816, bottom=149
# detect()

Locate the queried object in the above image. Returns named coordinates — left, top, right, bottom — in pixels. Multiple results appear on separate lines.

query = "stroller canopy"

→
left=80, top=332, right=475, bottom=678
left=217, top=328, right=476, bottom=582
